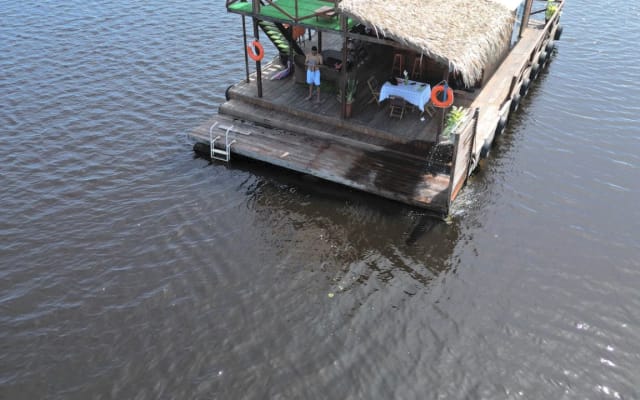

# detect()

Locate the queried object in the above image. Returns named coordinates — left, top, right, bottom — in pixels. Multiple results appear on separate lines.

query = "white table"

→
left=379, top=80, right=431, bottom=112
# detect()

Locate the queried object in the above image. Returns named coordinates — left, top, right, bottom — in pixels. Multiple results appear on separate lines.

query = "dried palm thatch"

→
left=339, top=0, right=516, bottom=86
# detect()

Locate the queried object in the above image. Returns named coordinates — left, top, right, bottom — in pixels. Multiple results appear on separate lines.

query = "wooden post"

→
left=242, top=16, right=250, bottom=83
left=252, top=17, right=263, bottom=98
left=436, top=66, right=449, bottom=143
left=288, top=25, right=294, bottom=69
left=317, top=31, right=322, bottom=52
left=340, top=15, right=348, bottom=118
left=519, top=0, right=533, bottom=38
left=446, top=126, right=460, bottom=209
left=469, top=107, right=479, bottom=167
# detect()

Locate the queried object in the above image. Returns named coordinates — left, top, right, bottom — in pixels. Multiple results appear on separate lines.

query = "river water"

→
left=1, top=0, right=639, bottom=398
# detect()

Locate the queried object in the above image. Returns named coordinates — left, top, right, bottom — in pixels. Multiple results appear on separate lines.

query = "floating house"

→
left=189, top=0, right=564, bottom=215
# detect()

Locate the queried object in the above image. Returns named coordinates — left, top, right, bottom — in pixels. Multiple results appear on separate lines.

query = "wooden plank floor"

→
left=190, top=114, right=451, bottom=212
left=229, top=32, right=441, bottom=146
left=229, top=65, right=440, bottom=143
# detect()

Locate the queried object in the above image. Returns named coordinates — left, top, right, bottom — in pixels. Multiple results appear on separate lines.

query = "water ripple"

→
left=1, top=0, right=640, bottom=399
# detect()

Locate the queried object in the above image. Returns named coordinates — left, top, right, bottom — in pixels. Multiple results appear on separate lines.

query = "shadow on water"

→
left=193, top=143, right=460, bottom=290
left=195, top=138, right=452, bottom=223
left=188, top=149, right=466, bottom=400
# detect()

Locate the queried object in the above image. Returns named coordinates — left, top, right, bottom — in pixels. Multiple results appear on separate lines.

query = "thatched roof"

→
left=338, top=0, right=516, bottom=86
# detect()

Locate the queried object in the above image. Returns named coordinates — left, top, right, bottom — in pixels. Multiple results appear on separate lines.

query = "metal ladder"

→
left=209, top=122, right=236, bottom=162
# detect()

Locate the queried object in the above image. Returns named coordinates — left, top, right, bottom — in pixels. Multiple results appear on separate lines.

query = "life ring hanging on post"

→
left=247, top=40, right=264, bottom=62
left=431, top=83, right=454, bottom=108
left=292, top=26, right=305, bottom=41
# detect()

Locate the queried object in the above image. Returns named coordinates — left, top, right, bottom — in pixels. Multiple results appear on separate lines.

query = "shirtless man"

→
left=305, top=46, right=323, bottom=102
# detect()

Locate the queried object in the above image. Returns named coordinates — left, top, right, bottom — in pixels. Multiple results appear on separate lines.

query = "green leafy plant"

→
left=345, top=79, right=358, bottom=103
left=545, top=1, right=558, bottom=20
left=445, top=106, right=465, bottom=129
left=442, top=106, right=465, bottom=140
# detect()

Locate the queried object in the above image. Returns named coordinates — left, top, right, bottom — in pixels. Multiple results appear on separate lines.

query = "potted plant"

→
left=442, top=106, right=465, bottom=142
left=345, top=78, right=358, bottom=117
left=545, top=0, right=558, bottom=22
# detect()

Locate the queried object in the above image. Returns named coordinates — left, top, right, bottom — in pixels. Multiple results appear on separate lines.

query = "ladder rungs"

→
left=209, top=123, right=235, bottom=162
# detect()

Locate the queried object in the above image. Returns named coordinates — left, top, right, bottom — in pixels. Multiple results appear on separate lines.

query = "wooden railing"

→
left=226, top=0, right=340, bottom=24
left=530, top=0, right=563, bottom=18
left=446, top=0, right=564, bottom=205
left=262, top=0, right=297, bottom=21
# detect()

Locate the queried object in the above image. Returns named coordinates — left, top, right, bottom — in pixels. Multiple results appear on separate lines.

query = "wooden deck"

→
left=189, top=113, right=452, bottom=212
left=226, top=32, right=442, bottom=147
left=191, top=32, right=456, bottom=211
left=188, top=9, right=563, bottom=214
left=228, top=66, right=439, bottom=144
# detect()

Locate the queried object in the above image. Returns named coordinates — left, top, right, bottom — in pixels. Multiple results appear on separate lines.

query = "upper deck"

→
left=227, top=0, right=354, bottom=32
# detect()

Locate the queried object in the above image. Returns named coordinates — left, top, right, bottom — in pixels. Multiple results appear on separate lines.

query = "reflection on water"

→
left=1, top=0, right=640, bottom=399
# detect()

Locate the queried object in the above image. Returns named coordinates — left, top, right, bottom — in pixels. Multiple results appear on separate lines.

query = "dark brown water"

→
left=2, top=1, right=639, bottom=399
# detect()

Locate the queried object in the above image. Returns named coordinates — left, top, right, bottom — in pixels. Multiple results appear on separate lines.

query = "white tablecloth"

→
left=379, top=80, right=431, bottom=111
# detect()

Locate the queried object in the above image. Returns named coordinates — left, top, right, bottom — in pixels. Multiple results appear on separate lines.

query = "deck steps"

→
left=218, top=98, right=442, bottom=163
left=223, top=88, right=437, bottom=156
left=258, top=21, right=304, bottom=56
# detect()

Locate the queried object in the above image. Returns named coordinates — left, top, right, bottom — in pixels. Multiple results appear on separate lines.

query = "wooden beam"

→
left=340, top=14, right=348, bottom=118
left=242, top=16, right=250, bottom=83
left=251, top=17, right=263, bottom=98
left=345, top=32, right=417, bottom=52
left=447, top=108, right=478, bottom=204
left=519, top=0, right=534, bottom=39
left=436, top=67, right=449, bottom=143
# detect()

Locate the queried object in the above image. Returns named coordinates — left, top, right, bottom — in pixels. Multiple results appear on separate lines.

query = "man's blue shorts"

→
left=306, top=69, right=320, bottom=86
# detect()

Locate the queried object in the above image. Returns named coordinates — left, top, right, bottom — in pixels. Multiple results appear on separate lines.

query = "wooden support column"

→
left=519, top=0, right=534, bottom=38
left=288, top=25, right=294, bottom=68
left=340, top=15, right=348, bottom=118
left=317, top=31, right=322, bottom=52
left=251, top=0, right=263, bottom=97
left=436, top=66, right=449, bottom=143
left=469, top=107, right=480, bottom=166
left=242, top=16, right=250, bottom=83
left=252, top=17, right=263, bottom=98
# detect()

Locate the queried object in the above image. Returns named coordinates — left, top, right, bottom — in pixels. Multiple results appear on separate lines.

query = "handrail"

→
left=228, top=0, right=343, bottom=24
left=262, top=0, right=297, bottom=21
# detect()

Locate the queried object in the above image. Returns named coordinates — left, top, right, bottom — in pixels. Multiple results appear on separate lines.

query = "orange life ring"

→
left=292, top=26, right=305, bottom=40
left=247, top=40, right=264, bottom=62
left=431, top=84, right=454, bottom=108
